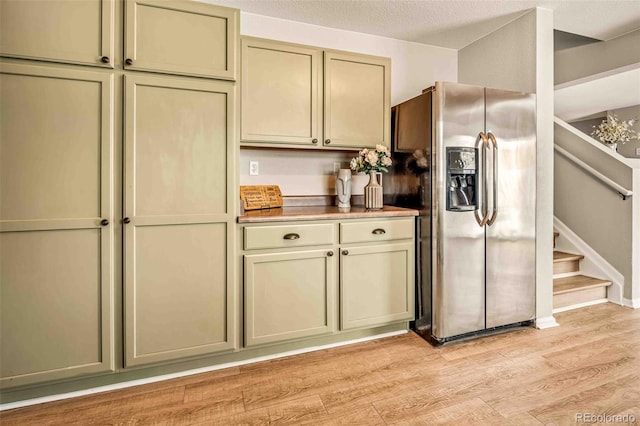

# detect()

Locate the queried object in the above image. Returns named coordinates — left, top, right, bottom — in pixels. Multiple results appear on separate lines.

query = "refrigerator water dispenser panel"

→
left=446, top=147, right=476, bottom=211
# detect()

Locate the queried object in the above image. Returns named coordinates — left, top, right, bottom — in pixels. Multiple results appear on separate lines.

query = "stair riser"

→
left=554, top=286, right=607, bottom=309
left=554, top=259, right=580, bottom=275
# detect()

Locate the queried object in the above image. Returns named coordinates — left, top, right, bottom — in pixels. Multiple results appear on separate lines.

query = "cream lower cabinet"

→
left=340, top=242, right=415, bottom=330
left=244, top=250, right=336, bottom=347
left=339, top=218, right=415, bottom=330
left=0, top=63, right=114, bottom=388
left=242, top=217, right=415, bottom=347
left=240, top=37, right=390, bottom=150
left=123, top=74, right=236, bottom=367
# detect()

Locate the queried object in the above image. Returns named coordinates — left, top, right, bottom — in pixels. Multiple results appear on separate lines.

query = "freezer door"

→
left=432, top=82, right=486, bottom=340
left=485, top=88, right=536, bottom=328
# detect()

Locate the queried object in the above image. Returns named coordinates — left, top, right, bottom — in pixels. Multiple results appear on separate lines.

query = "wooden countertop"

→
left=237, top=205, right=419, bottom=223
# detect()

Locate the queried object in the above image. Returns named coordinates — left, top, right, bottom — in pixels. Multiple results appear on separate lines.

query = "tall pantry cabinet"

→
left=0, top=0, right=239, bottom=388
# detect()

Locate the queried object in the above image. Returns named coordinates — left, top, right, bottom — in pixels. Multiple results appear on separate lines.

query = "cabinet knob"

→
left=125, top=58, right=133, bottom=65
left=342, top=250, right=349, bottom=255
left=123, top=217, right=131, bottom=224
left=100, top=219, right=109, bottom=226
left=372, top=228, right=386, bottom=235
left=324, top=139, right=331, bottom=145
left=283, top=233, right=300, bottom=240
left=100, top=56, right=110, bottom=64
left=312, top=138, right=318, bottom=144
left=327, top=251, right=334, bottom=257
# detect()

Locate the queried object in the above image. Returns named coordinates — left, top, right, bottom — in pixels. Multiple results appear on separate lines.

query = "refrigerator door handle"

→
left=474, top=132, right=489, bottom=227
left=487, top=132, right=498, bottom=226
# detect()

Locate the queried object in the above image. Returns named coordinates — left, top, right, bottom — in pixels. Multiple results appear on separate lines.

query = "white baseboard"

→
left=535, top=316, right=560, bottom=329
left=553, top=217, right=624, bottom=305
left=552, top=298, right=608, bottom=314
left=622, top=297, right=640, bottom=309
left=0, top=329, right=407, bottom=411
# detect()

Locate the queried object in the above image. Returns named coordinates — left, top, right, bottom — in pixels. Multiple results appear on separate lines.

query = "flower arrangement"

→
left=591, top=114, right=639, bottom=146
left=349, top=145, right=392, bottom=174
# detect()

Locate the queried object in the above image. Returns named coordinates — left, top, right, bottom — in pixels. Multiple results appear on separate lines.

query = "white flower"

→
left=366, top=151, right=378, bottom=165
left=349, top=145, right=392, bottom=173
left=591, top=114, right=639, bottom=145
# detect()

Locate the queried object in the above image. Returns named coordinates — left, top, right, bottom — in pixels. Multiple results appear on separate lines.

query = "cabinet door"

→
left=324, top=51, right=391, bottom=149
left=340, top=242, right=414, bottom=330
left=125, top=0, right=238, bottom=80
left=241, top=38, right=322, bottom=147
left=0, top=63, right=114, bottom=388
left=244, top=249, right=335, bottom=347
left=124, top=74, right=236, bottom=367
left=0, top=0, right=114, bottom=68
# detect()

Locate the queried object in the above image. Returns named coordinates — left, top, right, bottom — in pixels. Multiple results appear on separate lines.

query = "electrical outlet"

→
left=333, top=162, right=341, bottom=174
left=249, top=160, right=259, bottom=176
left=636, top=148, right=640, bottom=157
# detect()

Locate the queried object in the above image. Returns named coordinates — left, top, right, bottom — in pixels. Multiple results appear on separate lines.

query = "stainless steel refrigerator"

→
left=387, top=81, right=536, bottom=343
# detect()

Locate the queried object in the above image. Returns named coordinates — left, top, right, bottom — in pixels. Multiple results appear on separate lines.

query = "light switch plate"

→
left=636, top=148, right=640, bottom=156
left=249, top=161, right=259, bottom=176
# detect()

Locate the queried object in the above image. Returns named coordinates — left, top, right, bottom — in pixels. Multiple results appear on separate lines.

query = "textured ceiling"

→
left=208, top=0, right=640, bottom=49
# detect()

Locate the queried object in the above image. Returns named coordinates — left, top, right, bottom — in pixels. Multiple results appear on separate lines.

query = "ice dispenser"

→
left=446, top=147, right=477, bottom=211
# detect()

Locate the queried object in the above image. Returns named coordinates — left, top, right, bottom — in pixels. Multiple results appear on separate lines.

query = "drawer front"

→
left=340, top=219, right=413, bottom=244
left=244, top=223, right=334, bottom=250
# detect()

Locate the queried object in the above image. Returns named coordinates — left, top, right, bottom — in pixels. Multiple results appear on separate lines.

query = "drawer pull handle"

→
left=372, top=228, right=386, bottom=235
left=342, top=250, right=349, bottom=255
left=283, top=233, right=300, bottom=240
left=327, top=251, right=334, bottom=257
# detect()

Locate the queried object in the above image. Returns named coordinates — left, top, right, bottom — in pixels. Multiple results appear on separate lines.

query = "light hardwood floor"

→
left=2, top=303, right=639, bottom=425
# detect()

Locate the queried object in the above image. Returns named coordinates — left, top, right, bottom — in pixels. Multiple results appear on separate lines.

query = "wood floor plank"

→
left=2, top=303, right=637, bottom=425
left=529, top=373, right=640, bottom=425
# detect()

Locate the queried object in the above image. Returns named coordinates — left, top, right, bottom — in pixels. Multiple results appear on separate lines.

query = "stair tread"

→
left=553, top=251, right=584, bottom=262
left=553, top=275, right=612, bottom=295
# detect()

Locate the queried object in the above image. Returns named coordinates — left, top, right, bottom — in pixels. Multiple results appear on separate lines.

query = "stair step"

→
left=553, top=275, right=611, bottom=295
left=553, top=275, right=611, bottom=310
left=553, top=250, right=584, bottom=274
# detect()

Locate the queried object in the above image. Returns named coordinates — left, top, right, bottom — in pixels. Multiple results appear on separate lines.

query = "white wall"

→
left=555, top=29, right=640, bottom=85
left=236, top=12, right=458, bottom=196
left=458, top=8, right=556, bottom=326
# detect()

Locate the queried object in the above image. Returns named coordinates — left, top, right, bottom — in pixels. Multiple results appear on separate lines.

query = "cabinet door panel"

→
left=131, top=224, right=228, bottom=360
left=0, top=64, right=114, bottom=388
left=241, top=38, right=321, bottom=146
left=125, top=0, right=237, bottom=80
left=0, top=0, right=114, bottom=67
left=132, top=83, right=228, bottom=216
left=324, top=52, right=390, bottom=149
left=341, top=242, right=414, bottom=330
left=245, top=250, right=335, bottom=346
left=124, top=74, right=236, bottom=367
left=1, top=230, right=107, bottom=382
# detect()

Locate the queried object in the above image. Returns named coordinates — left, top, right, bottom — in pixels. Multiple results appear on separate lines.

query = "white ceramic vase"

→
left=336, top=169, right=352, bottom=208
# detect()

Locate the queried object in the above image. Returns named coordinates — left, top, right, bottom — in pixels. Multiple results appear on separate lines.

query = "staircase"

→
left=553, top=231, right=612, bottom=312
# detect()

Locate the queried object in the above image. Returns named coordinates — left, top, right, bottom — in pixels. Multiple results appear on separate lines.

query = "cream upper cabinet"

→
left=324, top=51, right=391, bottom=149
left=125, top=0, right=238, bottom=80
left=0, top=62, right=114, bottom=388
left=241, top=37, right=390, bottom=150
left=0, top=0, right=115, bottom=67
left=241, top=38, right=322, bottom=146
left=123, top=74, right=236, bottom=367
